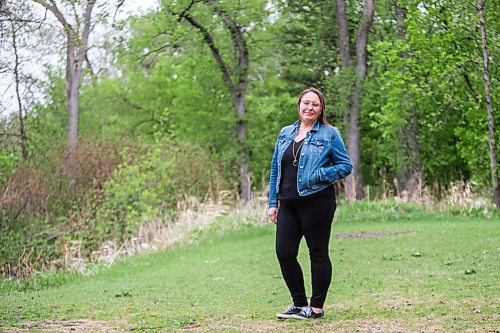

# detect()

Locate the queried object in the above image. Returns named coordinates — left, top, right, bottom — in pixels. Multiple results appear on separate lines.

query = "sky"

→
left=0, top=0, right=160, bottom=119
left=116, top=0, right=159, bottom=19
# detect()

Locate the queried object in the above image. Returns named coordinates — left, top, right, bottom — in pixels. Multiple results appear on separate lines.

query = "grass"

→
left=0, top=204, right=498, bottom=332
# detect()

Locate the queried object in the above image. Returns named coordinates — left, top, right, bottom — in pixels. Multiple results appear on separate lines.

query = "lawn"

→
left=1, top=207, right=498, bottom=332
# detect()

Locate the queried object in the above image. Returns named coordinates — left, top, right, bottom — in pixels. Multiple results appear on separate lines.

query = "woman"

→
left=268, top=87, right=352, bottom=320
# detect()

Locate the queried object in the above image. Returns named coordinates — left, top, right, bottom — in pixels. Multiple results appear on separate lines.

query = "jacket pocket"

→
left=309, top=139, right=328, bottom=154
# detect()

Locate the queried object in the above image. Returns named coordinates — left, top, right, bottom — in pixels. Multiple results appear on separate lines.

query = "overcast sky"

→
left=116, top=0, right=160, bottom=19
left=0, top=0, right=160, bottom=119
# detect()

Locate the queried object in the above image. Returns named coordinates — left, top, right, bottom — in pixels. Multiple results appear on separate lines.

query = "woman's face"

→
left=299, top=91, right=322, bottom=125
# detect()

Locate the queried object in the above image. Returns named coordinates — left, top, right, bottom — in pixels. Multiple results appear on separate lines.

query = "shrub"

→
left=89, top=139, right=228, bottom=244
left=0, top=140, right=123, bottom=278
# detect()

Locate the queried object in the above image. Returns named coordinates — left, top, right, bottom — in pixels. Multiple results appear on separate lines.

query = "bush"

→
left=0, top=140, right=123, bottom=278
left=89, top=139, right=228, bottom=245
left=1, top=138, right=230, bottom=279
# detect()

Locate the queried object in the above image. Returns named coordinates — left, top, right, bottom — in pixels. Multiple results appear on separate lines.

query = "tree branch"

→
left=77, top=0, right=96, bottom=61
left=206, top=1, right=248, bottom=93
left=85, top=51, right=97, bottom=85
left=180, top=12, right=234, bottom=89
left=175, top=0, right=199, bottom=22
left=32, top=0, right=74, bottom=36
left=112, top=0, right=125, bottom=22
left=462, top=73, right=480, bottom=102
left=70, top=0, right=81, bottom=33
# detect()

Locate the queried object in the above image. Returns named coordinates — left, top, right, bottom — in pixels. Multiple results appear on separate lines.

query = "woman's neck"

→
left=300, top=120, right=315, bottom=132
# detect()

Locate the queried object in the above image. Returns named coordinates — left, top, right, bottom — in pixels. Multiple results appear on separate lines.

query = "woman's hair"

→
left=297, top=87, right=330, bottom=125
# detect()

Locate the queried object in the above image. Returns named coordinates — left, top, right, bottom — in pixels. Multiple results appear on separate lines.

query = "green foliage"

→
left=0, top=150, right=18, bottom=185
left=363, top=0, right=498, bottom=189
left=87, top=139, right=228, bottom=244
left=273, top=0, right=340, bottom=121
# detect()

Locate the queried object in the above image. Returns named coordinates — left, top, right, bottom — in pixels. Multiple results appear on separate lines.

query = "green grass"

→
left=1, top=206, right=498, bottom=332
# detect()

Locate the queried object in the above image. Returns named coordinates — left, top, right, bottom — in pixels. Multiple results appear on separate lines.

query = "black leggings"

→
left=275, top=195, right=336, bottom=308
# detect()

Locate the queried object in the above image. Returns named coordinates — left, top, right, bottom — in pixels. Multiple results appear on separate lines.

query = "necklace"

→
left=292, top=138, right=305, bottom=167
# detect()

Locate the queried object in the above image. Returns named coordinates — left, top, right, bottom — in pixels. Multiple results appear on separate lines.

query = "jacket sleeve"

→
left=318, top=128, right=352, bottom=183
left=268, top=133, right=281, bottom=208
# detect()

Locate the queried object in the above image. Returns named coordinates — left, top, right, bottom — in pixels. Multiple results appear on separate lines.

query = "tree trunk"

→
left=66, top=41, right=81, bottom=181
left=394, top=4, right=422, bottom=202
left=10, top=20, right=28, bottom=160
left=33, top=0, right=96, bottom=183
left=477, top=0, right=500, bottom=208
left=335, top=0, right=355, bottom=200
left=335, top=0, right=350, bottom=68
left=234, top=93, right=251, bottom=202
left=179, top=3, right=252, bottom=202
left=342, top=0, right=375, bottom=201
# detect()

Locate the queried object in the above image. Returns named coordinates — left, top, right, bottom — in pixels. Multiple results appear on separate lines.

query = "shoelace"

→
left=301, top=307, right=312, bottom=316
left=286, top=305, right=298, bottom=312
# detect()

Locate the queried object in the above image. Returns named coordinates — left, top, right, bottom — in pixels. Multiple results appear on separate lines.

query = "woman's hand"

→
left=268, top=207, right=278, bottom=224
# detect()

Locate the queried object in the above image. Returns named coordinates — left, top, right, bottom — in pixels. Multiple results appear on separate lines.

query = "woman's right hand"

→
left=268, top=207, right=278, bottom=224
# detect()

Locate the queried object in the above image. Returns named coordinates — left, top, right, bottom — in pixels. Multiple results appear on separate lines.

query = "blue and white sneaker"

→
left=276, top=305, right=303, bottom=319
left=291, top=306, right=324, bottom=319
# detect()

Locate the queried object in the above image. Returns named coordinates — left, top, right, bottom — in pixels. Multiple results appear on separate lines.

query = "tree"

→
left=0, top=0, right=44, bottom=160
left=336, top=0, right=375, bottom=201
left=32, top=0, right=96, bottom=182
left=171, top=0, right=253, bottom=202
left=10, top=18, right=28, bottom=159
left=393, top=3, right=421, bottom=201
left=274, top=0, right=337, bottom=93
left=477, top=0, right=499, bottom=207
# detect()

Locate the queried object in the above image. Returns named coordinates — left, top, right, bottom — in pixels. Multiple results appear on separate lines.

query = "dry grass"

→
left=441, top=181, right=491, bottom=215
left=2, top=319, right=123, bottom=333
left=62, top=192, right=270, bottom=274
left=161, top=316, right=499, bottom=333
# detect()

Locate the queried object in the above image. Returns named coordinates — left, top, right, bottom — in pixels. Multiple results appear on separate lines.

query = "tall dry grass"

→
left=62, top=191, right=270, bottom=273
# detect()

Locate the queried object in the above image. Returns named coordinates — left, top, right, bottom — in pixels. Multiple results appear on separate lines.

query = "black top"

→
left=278, top=138, right=335, bottom=200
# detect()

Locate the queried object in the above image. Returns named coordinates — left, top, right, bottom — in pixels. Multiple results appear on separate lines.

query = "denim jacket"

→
left=268, top=120, right=352, bottom=208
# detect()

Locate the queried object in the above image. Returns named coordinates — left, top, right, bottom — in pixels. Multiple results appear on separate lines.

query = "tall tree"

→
left=394, top=3, right=421, bottom=201
left=10, top=18, right=28, bottom=159
left=336, top=0, right=375, bottom=201
left=477, top=0, right=499, bottom=207
left=172, top=0, right=252, bottom=202
left=32, top=0, right=96, bottom=182
left=0, top=0, right=42, bottom=160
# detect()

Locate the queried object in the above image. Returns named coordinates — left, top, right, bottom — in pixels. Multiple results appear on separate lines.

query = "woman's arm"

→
left=318, top=128, right=352, bottom=183
left=268, top=134, right=281, bottom=208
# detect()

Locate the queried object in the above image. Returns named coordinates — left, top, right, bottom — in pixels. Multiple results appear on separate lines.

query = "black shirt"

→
left=278, top=138, right=335, bottom=200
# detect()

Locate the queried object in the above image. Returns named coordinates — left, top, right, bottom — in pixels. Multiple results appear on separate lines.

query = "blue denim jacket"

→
left=268, top=120, right=352, bottom=208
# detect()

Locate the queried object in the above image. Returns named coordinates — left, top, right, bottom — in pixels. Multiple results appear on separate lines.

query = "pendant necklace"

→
left=292, top=138, right=305, bottom=167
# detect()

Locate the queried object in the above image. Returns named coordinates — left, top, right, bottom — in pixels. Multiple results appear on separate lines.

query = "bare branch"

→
left=77, top=0, right=96, bottom=60
left=112, top=0, right=125, bottom=22
left=70, top=0, right=81, bottom=33
left=32, top=0, right=75, bottom=36
left=0, top=18, right=42, bottom=23
left=84, top=51, right=96, bottom=85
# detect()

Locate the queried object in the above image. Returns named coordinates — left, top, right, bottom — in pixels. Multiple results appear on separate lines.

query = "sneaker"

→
left=276, top=305, right=303, bottom=319
left=291, top=306, right=324, bottom=319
